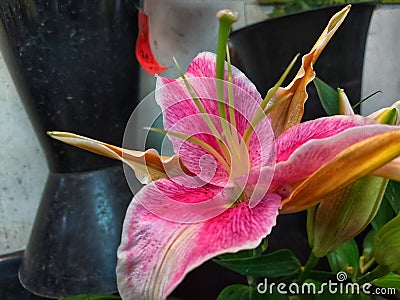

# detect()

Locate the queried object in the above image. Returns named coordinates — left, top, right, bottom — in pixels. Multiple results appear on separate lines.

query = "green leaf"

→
left=302, top=279, right=353, bottom=300
left=219, top=239, right=268, bottom=260
left=383, top=180, right=400, bottom=214
left=327, top=239, right=359, bottom=280
left=371, top=179, right=400, bottom=231
left=371, top=195, right=395, bottom=231
left=219, top=249, right=258, bottom=260
left=307, top=270, right=337, bottom=282
left=372, top=272, right=400, bottom=291
left=350, top=294, right=372, bottom=300
left=295, top=280, right=370, bottom=300
left=58, top=295, right=121, bottom=300
left=217, top=283, right=291, bottom=300
left=314, top=77, right=339, bottom=116
left=362, top=229, right=376, bottom=263
left=216, top=284, right=261, bottom=300
left=214, top=249, right=301, bottom=278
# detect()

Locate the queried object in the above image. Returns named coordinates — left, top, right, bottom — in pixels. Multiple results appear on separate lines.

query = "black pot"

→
left=229, top=2, right=378, bottom=120
left=0, top=0, right=138, bottom=297
left=0, top=251, right=46, bottom=300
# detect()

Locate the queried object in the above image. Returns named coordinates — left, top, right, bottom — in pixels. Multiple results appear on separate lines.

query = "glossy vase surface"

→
left=0, top=0, right=138, bottom=297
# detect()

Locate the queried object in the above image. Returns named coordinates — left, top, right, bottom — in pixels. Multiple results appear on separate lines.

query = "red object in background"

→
left=136, top=10, right=168, bottom=75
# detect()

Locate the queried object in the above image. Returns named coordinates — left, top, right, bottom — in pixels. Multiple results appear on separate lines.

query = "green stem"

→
left=216, top=10, right=238, bottom=126
left=225, top=44, right=237, bottom=132
left=247, top=275, right=256, bottom=288
left=242, top=54, right=298, bottom=145
left=173, top=57, right=221, bottom=140
left=297, top=252, right=319, bottom=283
left=359, top=257, right=375, bottom=275
left=357, top=265, right=389, bottom=285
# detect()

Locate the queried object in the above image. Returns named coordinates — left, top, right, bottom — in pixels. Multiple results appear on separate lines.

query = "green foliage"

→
left=294, top=280, right=372, bottom=300
left=372, top=179, right=400, bottom=230
left=219, top=239, right=268, bottom=260
left=314, top=77, right=339, bottom=116
left=216, top=284, right=263, bottom=300
left=327, top=239, right=359, bottom=280
left=371, top=196, right=395, bottom=230
left=383, top=180, right=400, bottom=214
left=372, top=272, right=400, bottom=291
left=361, top=229, right=376, bottom=266
left=214, top=249, right=301, bottom=278
left=307, top=270, right=337, bottom=282
left=217, top=284, right=291, bottom=300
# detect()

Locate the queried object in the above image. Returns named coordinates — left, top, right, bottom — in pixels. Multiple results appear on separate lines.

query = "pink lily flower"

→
left=48, top=5, right=400, bottom=300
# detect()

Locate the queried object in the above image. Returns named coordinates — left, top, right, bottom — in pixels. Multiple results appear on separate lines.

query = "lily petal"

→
left=156, top=53, right=275, bottom=183
left=275, top=115, right=376, bottom=163
left=269, top=5, right=351, bottom=136
left=271, top=117, right=398, bottom=197
left=373, top=157, right=400, bottom=181
left=281, top=130, right=400, bottom=213
left=48, top=131, right=185, bottom=184
left=185, top=52, right=262, bottom=106
left=117, top=181, right=281, bottom=300
left=156, top=52, right=262, bottom=136
left=368, top=100, right=400, bottom=121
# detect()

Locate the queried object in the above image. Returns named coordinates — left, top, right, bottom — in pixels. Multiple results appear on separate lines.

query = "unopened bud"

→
left=216, top=9, right=239, bottom=23
left=373, top=107, right=398, bottom=125
left=309, top=175, right=388, bottom=257
left=338, top=88, right=354, bottom=115
left=308, top=107, right=398, bottom=257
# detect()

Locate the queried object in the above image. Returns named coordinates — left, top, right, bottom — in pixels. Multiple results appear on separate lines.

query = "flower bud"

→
left=308, top=106, right=398, bottom=258
left=372, top=214, right=400, bottom=274
left=338, top=88, right=354, bottom=115
left=309, top=175, right=389, bottom=257
left=373, top=107, right=398, bottom=125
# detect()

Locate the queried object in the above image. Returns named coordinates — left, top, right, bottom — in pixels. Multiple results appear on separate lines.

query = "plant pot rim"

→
left=231, top=1, right=380, bottom=36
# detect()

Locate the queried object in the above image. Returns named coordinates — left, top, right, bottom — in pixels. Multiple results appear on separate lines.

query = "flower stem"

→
left=357, top=265, right=389, bottom=285
left=247, top=275, right=256, bottom=288
left=297, top=252, right=319, bottom=283
left=216, top=10, right=238, bottom=138
left=225, top=44, right=237, bottom=132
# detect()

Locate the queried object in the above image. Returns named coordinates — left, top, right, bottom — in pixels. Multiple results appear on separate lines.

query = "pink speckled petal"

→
left=155, top=52, right=262, bottom=137
left=116, top=184, right=281, bottom=300
left=185, top=52, right=261, bottom=104
left=271, top=117, right=398, bottom=196
left=282, top=130, right=400, bottom=213
left=155, top=52, right=275, bottom=183
left=132, top=175, right=237, bottom=223
left=235, top=165, right=276, bottom=208
left=275, top=115, right=376, bottom=163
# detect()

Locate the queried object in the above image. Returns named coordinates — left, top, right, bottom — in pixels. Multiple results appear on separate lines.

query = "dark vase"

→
left=229, top=2, right=378, bottom=120
left=0, top=0, right=138, bottom=298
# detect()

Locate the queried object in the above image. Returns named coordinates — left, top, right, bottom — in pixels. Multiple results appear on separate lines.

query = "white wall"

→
left=361, top=5, right=400, bottom=115
left=0, top=2, right=399, bottom=255
left=0, top=54, right=47, bottom=254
